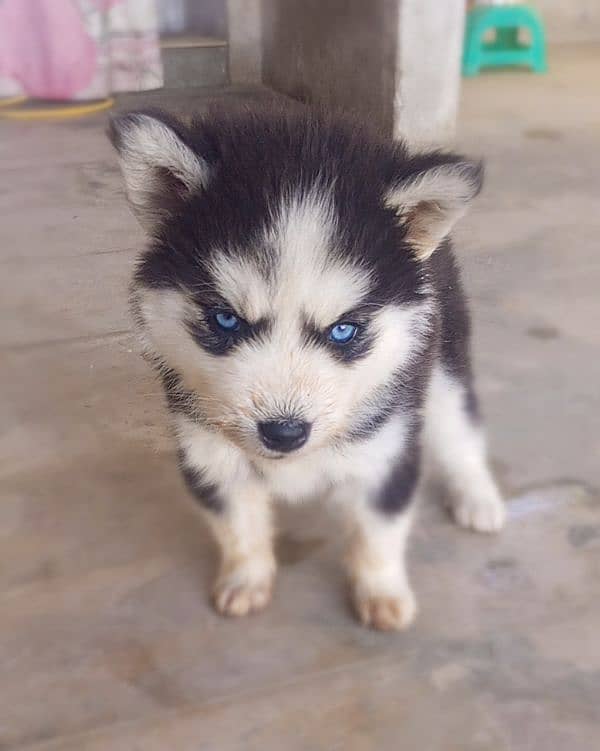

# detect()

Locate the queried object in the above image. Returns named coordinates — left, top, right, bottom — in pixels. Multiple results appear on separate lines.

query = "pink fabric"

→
left=90, top=0, right=123, bottom=9
left=0, top=0, right=162, bottom=100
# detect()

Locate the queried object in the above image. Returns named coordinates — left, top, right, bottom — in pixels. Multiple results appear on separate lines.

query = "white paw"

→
left=213, top=556, right=275, bottom=617
left=452, top=491, right=506, bottom=533
left=352, top=582, right=417, bottom=632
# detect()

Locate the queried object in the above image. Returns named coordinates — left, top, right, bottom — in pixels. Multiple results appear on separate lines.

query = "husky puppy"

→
left=109, top=103, right=505, bottom=631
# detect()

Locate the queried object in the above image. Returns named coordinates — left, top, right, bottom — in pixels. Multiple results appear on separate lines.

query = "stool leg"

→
left=529, top=17, right=548, bottom=72
left=463, top=18, right=485, bottom=77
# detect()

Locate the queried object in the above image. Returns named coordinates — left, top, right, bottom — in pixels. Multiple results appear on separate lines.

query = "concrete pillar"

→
left=227, top=0, right=262, bottom=84
left=395, top=0, right=466, bottom=147
left=261, top=0, right=399, bottom=135
left=227, top=0, right=466, bottom=146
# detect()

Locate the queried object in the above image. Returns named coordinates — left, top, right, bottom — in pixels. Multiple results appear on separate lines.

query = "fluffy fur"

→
left=109, top=102, right=505, bottom=631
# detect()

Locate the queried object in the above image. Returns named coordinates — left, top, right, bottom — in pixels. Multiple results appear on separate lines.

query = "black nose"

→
left=258, top=419, right=311, bottom=452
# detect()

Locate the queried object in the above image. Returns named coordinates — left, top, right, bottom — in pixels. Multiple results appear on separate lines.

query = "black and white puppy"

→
left=109, top=103, right=505, bottom=631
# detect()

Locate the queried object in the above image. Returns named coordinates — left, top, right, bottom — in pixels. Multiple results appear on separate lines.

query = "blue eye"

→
left=328, top=323, right=358, bottom=344
left=214, top=311, right=240, bottom=331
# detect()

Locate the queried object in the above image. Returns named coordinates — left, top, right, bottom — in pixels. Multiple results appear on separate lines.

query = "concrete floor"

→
left=1, top=45, right=599, bottom=750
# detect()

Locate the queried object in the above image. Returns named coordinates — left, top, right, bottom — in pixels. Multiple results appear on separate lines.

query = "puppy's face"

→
left=110, top=108, right=481, bottom=459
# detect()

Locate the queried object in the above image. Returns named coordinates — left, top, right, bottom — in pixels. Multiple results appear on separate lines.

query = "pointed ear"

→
left=108, top=112, right=210, bottom=233
left=384, top=159, right=483, bottom=260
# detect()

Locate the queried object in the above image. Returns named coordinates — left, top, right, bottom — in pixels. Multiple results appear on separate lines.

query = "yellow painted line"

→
left=0, top=98, right=114, bottom=120
left=0, top=95, right=28, bottom=108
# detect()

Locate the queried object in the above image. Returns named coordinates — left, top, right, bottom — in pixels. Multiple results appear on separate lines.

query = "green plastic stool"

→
left=463, top=4, right=548, bottom=76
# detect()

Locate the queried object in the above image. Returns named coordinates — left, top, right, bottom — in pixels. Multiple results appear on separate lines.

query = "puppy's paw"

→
left=213, top=556, right=275, bottom=617
left=452, top=490, right=506, bottom=534
left=352, top=583, right=417, bottom=632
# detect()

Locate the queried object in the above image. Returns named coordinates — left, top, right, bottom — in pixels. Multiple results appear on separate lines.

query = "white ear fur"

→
left=384, top=161, right=483, bottom=260
left=109, top=113, right=210, bottom=232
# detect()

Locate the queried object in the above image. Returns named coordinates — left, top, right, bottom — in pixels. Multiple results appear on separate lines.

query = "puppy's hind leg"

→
left=423, top=366, right=506, bottom=533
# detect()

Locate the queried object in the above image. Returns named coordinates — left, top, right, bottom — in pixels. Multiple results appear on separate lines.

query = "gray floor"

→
left=1, top=45, right=599, bottom=750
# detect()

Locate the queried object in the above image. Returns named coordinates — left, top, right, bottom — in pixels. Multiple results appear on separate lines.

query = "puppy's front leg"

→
left=177, top=428, right=275, bottom=617
left=339, top=455, right=419, bottom=632
left=184, top=465, right=276, bottom=617
left=346, top=505, right=416, bottom=632
left=207, top=481, right=275, bottom=618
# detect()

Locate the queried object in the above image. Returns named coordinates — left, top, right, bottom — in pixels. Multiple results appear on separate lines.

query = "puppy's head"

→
left=110, top=106, right=481, bottom=458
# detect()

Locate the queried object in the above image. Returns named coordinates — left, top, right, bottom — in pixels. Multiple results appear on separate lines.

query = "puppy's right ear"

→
left=384, top=157, right=483, bottom=261
left=108, top=111, right=210, bottom=233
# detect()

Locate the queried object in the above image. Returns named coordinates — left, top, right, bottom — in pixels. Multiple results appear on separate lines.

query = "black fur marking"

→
left=464, top=383, right=480, bottom=422
left=345, top=325, right=436, bottom=443
left=429, top=239, right=481, bottom=424
left=345, top=382, right=406, bottom=443
left=161, top=369, right=205, bottom=422
left=374, top=430, right=421, bottom=515
left=302, top=317, right=373, bottom=364
left=129, top=103, right=464, bottom=308
left=186, top=310, right=271, bottom=357
left=178, top=452, right=223, bottom=512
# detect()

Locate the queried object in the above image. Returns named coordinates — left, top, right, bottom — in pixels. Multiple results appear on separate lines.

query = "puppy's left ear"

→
left=385, top=157, right=483, bottom=260
left=108, top=111, right=210, bottom=233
